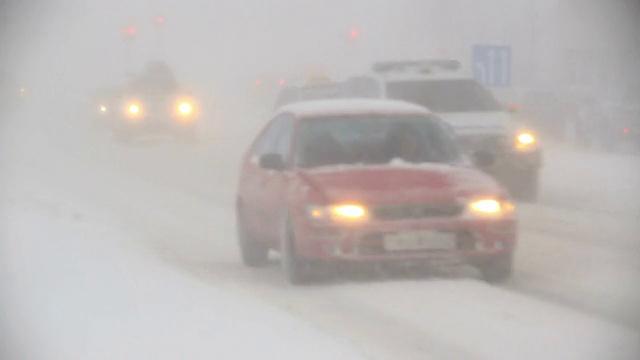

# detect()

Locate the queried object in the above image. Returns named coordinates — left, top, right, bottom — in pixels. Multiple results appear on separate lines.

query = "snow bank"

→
left=1, top=201, right=362, bottom=360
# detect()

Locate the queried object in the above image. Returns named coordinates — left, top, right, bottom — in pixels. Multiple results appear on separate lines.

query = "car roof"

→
left=280, top=99, right=431, bottom=118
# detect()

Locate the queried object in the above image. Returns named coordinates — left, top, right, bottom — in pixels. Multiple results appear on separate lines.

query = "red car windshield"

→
left=295, top=115, right=463, bottom=169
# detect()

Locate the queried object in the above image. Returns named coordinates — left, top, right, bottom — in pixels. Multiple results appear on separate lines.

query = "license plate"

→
left=384, top=231, right=456, bottom=251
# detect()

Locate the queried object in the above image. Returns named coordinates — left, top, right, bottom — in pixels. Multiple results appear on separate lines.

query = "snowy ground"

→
left=2, top=102, right=639, bottom=359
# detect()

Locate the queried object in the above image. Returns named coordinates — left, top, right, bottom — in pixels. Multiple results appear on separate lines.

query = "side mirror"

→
left=472, top=150, right=495, bottom=168
left=259, top=153, right=285, bottom=171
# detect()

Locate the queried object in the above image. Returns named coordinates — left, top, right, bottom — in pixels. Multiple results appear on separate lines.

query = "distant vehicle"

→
left=341, top=60, right=543, bottom=202
left=236, top=99, right=517, bottom=284
left=274, top=78, right=343, bottom=109
left=102, top=62, right=199, bottom=142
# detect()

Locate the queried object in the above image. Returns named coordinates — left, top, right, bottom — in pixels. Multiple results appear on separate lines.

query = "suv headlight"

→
left=177, top=101, right=193, bottom=116
left=306, top=204, right=369, bottom=222
left=125, top=101, right=142, bottom=118
left=515, top=131, right=536, bottom=150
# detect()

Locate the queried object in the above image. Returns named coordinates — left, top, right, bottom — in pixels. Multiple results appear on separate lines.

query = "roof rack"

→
left=372, top=59, right=462, bottom=73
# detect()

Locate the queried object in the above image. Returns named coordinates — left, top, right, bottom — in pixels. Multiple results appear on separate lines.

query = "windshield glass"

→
left=385, top=79, right=500, bottom=113
left=295, top=115, right=463, bottom=168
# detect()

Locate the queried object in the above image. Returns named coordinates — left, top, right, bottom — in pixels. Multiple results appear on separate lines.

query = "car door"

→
left=240, top=116, right=286, bottom=242
left=259, top=113, right=296, bottom=246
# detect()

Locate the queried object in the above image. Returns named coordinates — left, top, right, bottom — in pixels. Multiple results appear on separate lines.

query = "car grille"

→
left=143, top=96, right=174, bottom=118
left=373, top=202, right=463, bottom=221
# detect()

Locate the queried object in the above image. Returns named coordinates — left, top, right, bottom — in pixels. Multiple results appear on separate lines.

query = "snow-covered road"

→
left=2, top=104, right=639, bottom=359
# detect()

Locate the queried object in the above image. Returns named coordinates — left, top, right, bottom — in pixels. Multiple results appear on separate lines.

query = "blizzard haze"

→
left=2, top=1, right=640, bottom=360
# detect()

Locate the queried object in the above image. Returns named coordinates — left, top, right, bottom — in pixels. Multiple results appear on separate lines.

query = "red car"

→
left=236, top=99, right=517, bottom=284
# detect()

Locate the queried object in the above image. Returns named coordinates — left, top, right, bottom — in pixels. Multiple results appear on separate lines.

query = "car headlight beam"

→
left=307, top=204, right=368, bottom=222
left=127, top=103, right=141, bottom=116
left=467, top=198, right=515, bottom=218
left=515, top=131, right=536, bottom=150
left=177, top=101, right=193, bottom=116
left=332, top=204, right=367, bottom=219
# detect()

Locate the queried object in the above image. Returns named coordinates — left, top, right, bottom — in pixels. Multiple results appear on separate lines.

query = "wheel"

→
left=511, top=168, right=539, bottom=203
left=280, top=216, right=311, bottom=285
left=237, top=207, right=269, bottom=267
left=477, top=253, right=513, bottom=284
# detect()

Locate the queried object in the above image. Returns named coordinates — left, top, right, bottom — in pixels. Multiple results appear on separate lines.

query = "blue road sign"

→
left=472, top=45, right=511, bottom=87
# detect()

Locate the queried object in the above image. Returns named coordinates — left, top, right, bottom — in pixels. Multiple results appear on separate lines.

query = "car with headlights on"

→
left=236, top=99, right=517, bottom=285
left=110, top=62, right=198, bottom=142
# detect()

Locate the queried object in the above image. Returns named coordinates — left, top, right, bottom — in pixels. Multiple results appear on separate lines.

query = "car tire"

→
left=477, top=253, right=513, bottom=284
left=281, top=216, right=310, bottom=285
left=237, top=208, right=269, bottom=268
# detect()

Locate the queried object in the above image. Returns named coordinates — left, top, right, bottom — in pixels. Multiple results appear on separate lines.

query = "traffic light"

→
left=122, top=26, right=136, bottom=36
left=349, top=28, right=360, bottom=40
left=154, top=17, right=166, bottom=24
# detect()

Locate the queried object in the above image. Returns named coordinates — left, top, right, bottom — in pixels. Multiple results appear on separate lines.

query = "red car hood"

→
left=298, top=164, right=502, bottom=205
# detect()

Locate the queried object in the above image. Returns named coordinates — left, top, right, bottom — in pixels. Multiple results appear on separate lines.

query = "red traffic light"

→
left=122, top=27, right=136, bottom=36
left=349, top=29, right=360, bottom=39
left=154, top=17, right=166, bottom=24
left=279, top=79, right=286, bottom=85
left=255, top=79, right=262, bottom=86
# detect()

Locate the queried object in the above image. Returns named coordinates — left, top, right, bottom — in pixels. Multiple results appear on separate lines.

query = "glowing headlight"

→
left=307, top=204, right=368, bottom=222
left=467, top=199, right=515, bottom=217
left=332, top=205, right=367, bottom=219
left=128, top=103, right=141, bottom=115
left=515, top=132, right=536, bottom=149
left=178, top=102, right=193, bottom=116
left=99, top=105, right=107, bottom=113
left=470, top=199, right=502, bottom=214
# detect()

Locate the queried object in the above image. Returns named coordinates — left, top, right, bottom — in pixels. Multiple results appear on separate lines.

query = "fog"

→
left=2, top=1, right=640, bottom=359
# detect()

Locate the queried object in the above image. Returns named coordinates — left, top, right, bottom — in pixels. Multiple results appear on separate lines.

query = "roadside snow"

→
left=1, top=201, right=363, bottom=360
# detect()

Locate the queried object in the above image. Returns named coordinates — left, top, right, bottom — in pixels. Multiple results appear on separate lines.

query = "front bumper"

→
left=292, top=216, right=517, bottom=263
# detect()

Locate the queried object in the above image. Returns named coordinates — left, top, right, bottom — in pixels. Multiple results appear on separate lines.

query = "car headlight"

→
left=307, top=204, right=369, bottom=222
left=467, top=198, right=515, bottom=218
left=126, top=101, right=142, bottom=117
left=177, top=101, right=194, bottom=116
left=515, top=131, right=536, bottom=150
left=99, top=105, right=108, bottom=113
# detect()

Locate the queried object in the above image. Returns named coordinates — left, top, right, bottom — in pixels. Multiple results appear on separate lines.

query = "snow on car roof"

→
left=281, top=99, right=431, bottom=118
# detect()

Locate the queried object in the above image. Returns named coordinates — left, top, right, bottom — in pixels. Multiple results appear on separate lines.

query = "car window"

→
left=385, top=79, right=500, bottom=113
left=295, top=114, right=463, bottom=168
left=273, top=114, right=295, bottom=160
left=252, top=113, right=294, bottom=160
left=252, top=116, right=286, bottom=157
